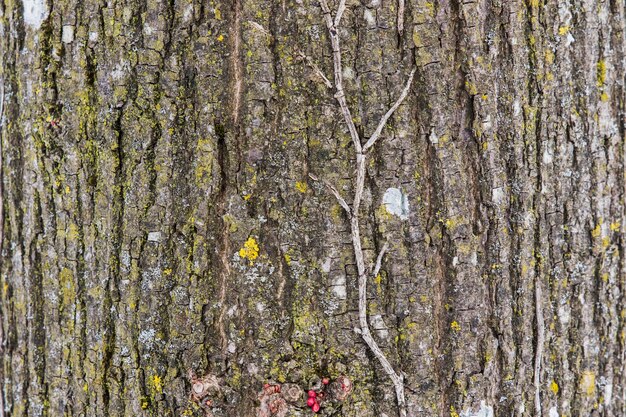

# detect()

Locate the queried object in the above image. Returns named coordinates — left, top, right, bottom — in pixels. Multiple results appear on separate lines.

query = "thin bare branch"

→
left=319, top=0, right=362, bottom=153
left=308, top=173, right=351, bottom=216
left=351, top=155, right=408, bottom=417
left=315, top=3, right=412, bottom=416
left=298, top=51, right=333, bottom=89
left=372, top=242, right=389, bottom=277
left=334, top=0, right=347, bottom=27
left=363, top=67, right=416, bottom=152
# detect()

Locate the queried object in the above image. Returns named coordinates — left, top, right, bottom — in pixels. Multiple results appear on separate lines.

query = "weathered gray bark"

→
left=1, top=0, right=625, bottom=416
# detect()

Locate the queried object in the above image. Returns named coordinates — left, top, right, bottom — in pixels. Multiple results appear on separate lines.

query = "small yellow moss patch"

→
left=597, top=60, right=606, bottom=87
left=558, top=26, right=570, bottom=35
left=465, top=81, right=478, bottom=96
left=295, top=181, right=308, bottom=193
left=550, top=380, right=559, bottom=395
left=152, top=374, right=163, bottom=394
left=239, top=237, right=260, bottom=263
left=450, top=321, right=461, bottom=332
left=591, top=222, right=602, bottom=238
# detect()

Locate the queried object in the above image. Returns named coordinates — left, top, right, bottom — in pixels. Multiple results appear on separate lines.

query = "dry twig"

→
left=314, top=1, right=416, bottom=416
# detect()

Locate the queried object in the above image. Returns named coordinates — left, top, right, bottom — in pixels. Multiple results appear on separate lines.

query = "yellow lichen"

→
left=295, top=181, right=308, bottom=193
left=558, top=26, right=570, bottom=35
left=465, top=81, right=478, bottom=96
left=152, top=374, right=163, bottom=394
left=597, top=60, right=606, bottom=87
left=217, top=34, right=224, bottom=42
left=450, top=321, right=461, bottom=332
left=610, top=222, right=620, bottom=232
left=239, top=237, right=260, bottom=263
left=591, top=222, right=602, bottom=238
left=550, top=380, right=559, bottom=395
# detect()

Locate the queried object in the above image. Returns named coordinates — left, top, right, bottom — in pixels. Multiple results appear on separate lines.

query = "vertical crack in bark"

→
left=231, top=0, right=243, bottom=125
left=215, top=122, right=230, bottom=355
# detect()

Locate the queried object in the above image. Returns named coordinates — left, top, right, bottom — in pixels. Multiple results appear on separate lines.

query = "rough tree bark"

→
left=1, top=0, right=625, bottom=417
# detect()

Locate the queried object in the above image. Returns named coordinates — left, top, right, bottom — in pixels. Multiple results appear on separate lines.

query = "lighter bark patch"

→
left=62, top=26, right=75, bottom=43
left=23, top=0, right=48, bottom=29
left=461, top=401, right=494, bottom=417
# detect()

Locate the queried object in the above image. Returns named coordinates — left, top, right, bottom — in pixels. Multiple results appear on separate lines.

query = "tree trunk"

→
left=1, top=0, right=625, bottom=416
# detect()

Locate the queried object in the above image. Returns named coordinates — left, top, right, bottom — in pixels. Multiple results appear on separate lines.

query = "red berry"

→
left=307, top=397, right=316, bottom=407
left=322, top=378, right=330, bottom=385
left=308, top=390, right=316, bottom=398
left=312, top=402, right=321, bottom=413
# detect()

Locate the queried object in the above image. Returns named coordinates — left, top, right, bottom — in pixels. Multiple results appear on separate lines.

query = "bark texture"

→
left=1, top=0, right=625, bottom=416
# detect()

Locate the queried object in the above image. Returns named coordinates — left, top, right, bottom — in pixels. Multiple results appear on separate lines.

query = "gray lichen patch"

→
left=382, top=188, right=410, bottom=220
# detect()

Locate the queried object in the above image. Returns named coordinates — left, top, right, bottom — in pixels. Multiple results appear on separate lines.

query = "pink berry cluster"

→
left=306, top=387, right=323, bottom=412
left=305, top=376, right=353, bottom=414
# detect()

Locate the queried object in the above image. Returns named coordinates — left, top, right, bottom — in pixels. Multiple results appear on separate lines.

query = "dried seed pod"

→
left=263, top=383, right=281, bottom=395
left=281, top=383, right=304, bottom=404
left=330, top=375, right=352, bottom=402
left=188, top=369, right=223, bottom=417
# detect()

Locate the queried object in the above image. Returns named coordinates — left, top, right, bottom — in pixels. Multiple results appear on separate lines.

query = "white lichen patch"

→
left=147, top=231, right=162, bottom=242
left=62, top=25, right=75, bottom=43
left=461, top=401, right=494, bottom=417
left=383, top=188, right=409, bottom=220
left=23, top=0, right=48, bottom=29
left=491, top=187, right=505, bottom=205
left=138, top=328, right=157, bottom=350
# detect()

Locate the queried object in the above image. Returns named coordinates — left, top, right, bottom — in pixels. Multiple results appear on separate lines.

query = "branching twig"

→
left=319, top=0, right=362, bottom=153
left=308, top=173, right=351, bottom=216
left=334, top=0, right=347, bottom=27
left=363, top=67, right=416, bottom=153
left=372, top=242, right=389, bottom=277
left=298, top=51, right=333, bottom=89
left=313, top=2, right=416, bottom=417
